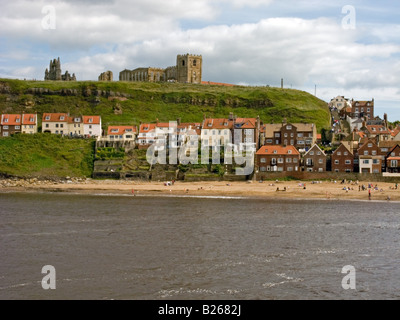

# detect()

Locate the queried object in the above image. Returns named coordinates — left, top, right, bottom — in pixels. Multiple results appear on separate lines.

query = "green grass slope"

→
left=0, top=133, right=94, bottom=178
left=0, top=79, right=331, bottom=131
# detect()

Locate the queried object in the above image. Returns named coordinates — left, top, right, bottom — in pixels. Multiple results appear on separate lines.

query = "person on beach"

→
left=368, top=189, right=371, bottom=200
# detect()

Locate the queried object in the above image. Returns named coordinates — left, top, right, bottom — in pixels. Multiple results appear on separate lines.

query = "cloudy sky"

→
left=1, top=0, right=400, bottom=120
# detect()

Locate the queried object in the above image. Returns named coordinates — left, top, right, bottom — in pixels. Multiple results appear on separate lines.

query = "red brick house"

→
left=331, top=143, right=354, bottom=173
left=256, top=145, right=300, bottom=173
left=358, top=139, right=383, bottom=173
left=0, top=114, right=22, bottom=137
left=351, top=99, right=374, bottom=119
left=385, top=144, right=400, bottom=173
left=302, top=144, right=327, bottom=172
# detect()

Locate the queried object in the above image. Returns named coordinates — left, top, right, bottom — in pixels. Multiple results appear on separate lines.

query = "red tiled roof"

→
left=67, top=116, right=82, bottom=124
left=203, top=118, right=234, bottom=130
left=235, top=118, right=257, bottom=129
left=366, top=125, right=390, bottom=135
left=22, top=114, right=37, bottom=125
left=83, top=116, right=101, bottom=125
left=42, top=113, right=69, bottom=122
left=108, top=126, right=137, bottom=135
left=391, top=128, right=400, bottom=137
left=256, top=145, right=300, bottom=155
left=1, top=114, right=22, bottom=125
left=139, top=123, right=157, bottom=133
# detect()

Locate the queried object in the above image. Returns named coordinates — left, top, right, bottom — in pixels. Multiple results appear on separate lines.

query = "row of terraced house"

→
left=1, top=112, right=400, bottom=174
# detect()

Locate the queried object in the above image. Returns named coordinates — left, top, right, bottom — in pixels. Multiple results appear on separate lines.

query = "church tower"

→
left=176, top=54, right=202, bottom=84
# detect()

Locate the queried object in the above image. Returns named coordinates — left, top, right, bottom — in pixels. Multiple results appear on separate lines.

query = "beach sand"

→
left=1, top=179, right=399, bottom=201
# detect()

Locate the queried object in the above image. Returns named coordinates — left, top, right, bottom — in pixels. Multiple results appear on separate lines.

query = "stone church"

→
left=119, top=54, right=202, bottom=84
left=44, top=57, right=76, bottom=81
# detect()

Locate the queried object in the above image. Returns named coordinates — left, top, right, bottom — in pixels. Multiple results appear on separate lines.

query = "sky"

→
left=1, top=0, right=400, bottom=121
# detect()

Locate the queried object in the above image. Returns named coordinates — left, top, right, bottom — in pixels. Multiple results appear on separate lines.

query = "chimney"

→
left=156, top=118, right=159, bottom=124
left=177, top=118, right=181, bottom=125
left=384, top=113, right=388, bottom=127
left=281, top=78, right=283, bottom=89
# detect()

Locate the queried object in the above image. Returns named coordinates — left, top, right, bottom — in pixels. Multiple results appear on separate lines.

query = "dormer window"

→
left=208, top=123, right=212, bottom=127
left=144, top=127, right=149, bottom=131
left=16, top=118, right=20, bottom=123
left=88, top=118, right=93, bottom=123
left=75, top=118, right=80, bottom=122
left=30, top=117, right=34, bottom=122
left=4, top=118, right=8, bottom=123
left=286, top=125, right=292, bottom=130
left=288, top=150, right=292, bottom=154
left=224, top=122, right=228, bottom=126
left=60, top=116, right=65, bottom=121
left=125, top=129, right=132, bottom=132
left=273, top=150, right=277, bottom=154
left=111, top=129, right=119, bottom=133
left=45, top=116, right=50, bottom=121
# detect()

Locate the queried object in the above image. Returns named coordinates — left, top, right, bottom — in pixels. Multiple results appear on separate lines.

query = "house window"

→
left=293, top=158, right=298, bottom=163
left=344, top=152, right=348, bottom=156
left=60, top=116, right=65, bottom=120
left=275, top=133, right=280, bottom=138
left=45, top=124, right=49, bottom=128
left=298, top=133, right=303, bottom=138
left=260, top=167, right=266, bottom=172
left=266, top=139, right=273, bottom=144
left=335, top=160, right=339, bottom=164
left=284, top=133, right=288, bottom=138
left=373, top=159, right=379, bottom=164
left=15, top=126, right=20, bottom=130
left=3, top=132, right=9, bottom=137
left=260, top=158, right=266, bottom=163
left=310, top=151, right=314, bottom=156
left=286, top=125, right=292, bottom=130
left=345, top=160, right=351, bottom=165
left=317, top=151, right=321, bottom=155
left=278, top=158, right=284, bottom=164
left=55, top=124, right=59, bottom=128
left=89, top=125, right=92, bottom=129
left=391, top=160, right=398, bottom=167
left=60, top=124, right=63, bottom=128
left=286, top=158, right=292, bottom=163
left=4, top=118, right=8, bottom=123
left=319, top=159, right=323, bottom=164
left=368, top=143, right=373, bottom=148
left=287, top=167, right=293, bottom=172
left=372, top=151, right=377, bottom=156
left=318, top=168, right=324, bottom=172
left=364, top=151, right=369, bottom=155
left=363, top=160, right=370, bottom=164
left=3, top=125, right=8, bottom=129
left=306, top=158, right=313, bottom=166
left=271, top=158, right=277, bottom=165
left=290, top=140, right=294, bottom=145
left=345, top=169, right=352, bottom=173
left=337, top=152, right=341, bottom=156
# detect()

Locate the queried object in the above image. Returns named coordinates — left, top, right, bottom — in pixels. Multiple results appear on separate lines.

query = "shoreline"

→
left=1, top=179, right=399, bottom=202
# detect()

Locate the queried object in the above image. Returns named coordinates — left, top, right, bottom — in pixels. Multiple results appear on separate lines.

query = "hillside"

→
left=0, top=133, right=94, bottom=178
left=0, top=79, right=331, bottom=131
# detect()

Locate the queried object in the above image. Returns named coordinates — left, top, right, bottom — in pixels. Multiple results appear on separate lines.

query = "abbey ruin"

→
left=44, top=57, right=76, bottom=81
left=98, top=71, right=113, bottom=81
left=119, top=54, right=202, bottom=84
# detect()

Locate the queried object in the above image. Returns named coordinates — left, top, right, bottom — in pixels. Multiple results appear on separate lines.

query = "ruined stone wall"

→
left=98, top=71, right=113, bottom=81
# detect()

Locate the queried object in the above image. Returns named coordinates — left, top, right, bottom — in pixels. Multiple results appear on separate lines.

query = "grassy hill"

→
left=0, top=79, right=331, bottom=131
left=0, top=78, right=330, bottom=178
left=0, top=133, right=94, bottom=178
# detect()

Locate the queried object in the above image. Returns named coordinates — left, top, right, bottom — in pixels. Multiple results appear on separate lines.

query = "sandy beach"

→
left=1, top=178, right=400, bottom=201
